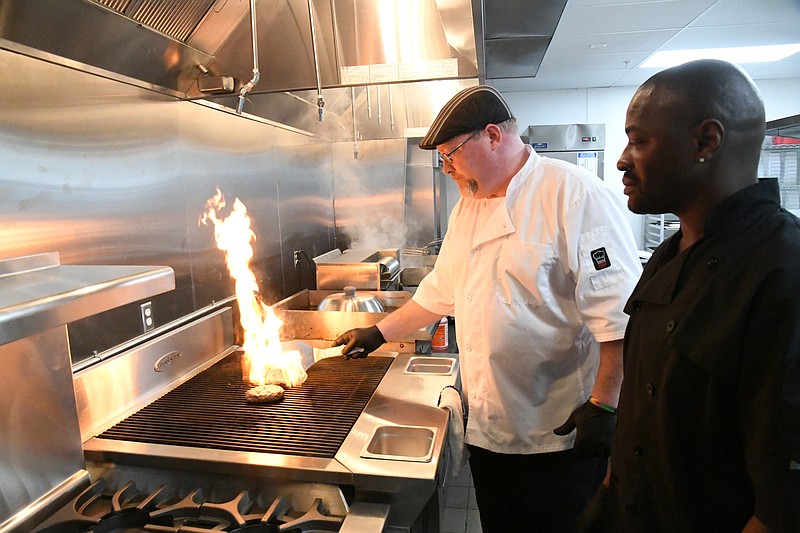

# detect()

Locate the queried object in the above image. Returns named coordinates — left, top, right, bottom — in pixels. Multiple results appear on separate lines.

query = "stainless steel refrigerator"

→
left=524, top=123, right=605, bottom=180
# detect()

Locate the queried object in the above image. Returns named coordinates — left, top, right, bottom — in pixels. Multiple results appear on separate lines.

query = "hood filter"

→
left=93, top=0, right=215, bottom=42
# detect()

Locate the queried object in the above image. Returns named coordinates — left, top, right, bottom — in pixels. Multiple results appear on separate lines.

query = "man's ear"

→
left=695, top=118, right=724, bottom=162
left=485, top=123, right=502, bottom=149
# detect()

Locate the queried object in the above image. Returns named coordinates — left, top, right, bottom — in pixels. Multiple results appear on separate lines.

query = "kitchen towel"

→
left=438, top=385, right=468, bottom=478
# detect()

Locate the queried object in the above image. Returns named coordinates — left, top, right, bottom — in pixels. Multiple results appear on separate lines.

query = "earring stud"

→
left=698, top=157, right=705, bottom=163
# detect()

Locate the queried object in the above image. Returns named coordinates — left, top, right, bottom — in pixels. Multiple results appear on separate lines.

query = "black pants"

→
left=467, top=445, right=606, bottom=533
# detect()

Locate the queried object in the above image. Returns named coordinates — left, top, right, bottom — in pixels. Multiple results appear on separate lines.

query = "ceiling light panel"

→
left=640, top=44, right=800, bottom=68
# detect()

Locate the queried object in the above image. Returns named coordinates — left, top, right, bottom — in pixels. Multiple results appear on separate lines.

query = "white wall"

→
left=503, top=77, right=800, bottom=248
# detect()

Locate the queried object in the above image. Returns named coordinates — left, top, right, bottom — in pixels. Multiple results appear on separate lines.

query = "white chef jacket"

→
left=413, top=148, right=641, bottom=454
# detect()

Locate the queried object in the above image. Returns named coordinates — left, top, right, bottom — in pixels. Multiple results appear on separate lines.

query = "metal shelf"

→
left=643, top=214, right=679, bottom=253
left=760, top=141, right=799, bottom=211
left=0, top=252, right=175, bottom=346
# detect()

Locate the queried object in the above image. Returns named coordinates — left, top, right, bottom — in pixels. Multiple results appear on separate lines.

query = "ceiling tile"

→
left=696, top=0, right=800, bottom=26
left=540, top=51, right=652, bottom=72
left=492, top=68, right=633, bottom=91
left=745, top=53, right=800, bottom=78
left=547, top=29, right=679, bottom=57
left=556, top=0, right=717, bottom=35
left=664, top=22, right=800, bottom=49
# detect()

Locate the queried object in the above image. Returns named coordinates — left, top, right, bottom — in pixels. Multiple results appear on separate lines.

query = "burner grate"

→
left=98, top=353, right=393, bottom=458
left=32, top=477, right=344, bottom=532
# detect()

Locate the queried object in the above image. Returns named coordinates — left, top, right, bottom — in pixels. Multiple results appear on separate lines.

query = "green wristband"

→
left=589, top=396, right=617, bottom=413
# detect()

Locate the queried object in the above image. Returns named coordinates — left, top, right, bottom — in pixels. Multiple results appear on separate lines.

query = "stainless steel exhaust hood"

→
left=0, top=0, right=478, bottom=97
left=0, top=0, right=566, bottom=136
left=205, top=0, right=477, bottom=96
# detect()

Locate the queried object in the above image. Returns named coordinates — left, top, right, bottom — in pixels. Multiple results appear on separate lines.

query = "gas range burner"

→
left=32, top=478, right=344, bottom=533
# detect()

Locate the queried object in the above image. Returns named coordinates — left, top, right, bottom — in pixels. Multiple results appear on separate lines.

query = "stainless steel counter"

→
left=337, top=351, right=458, bottom=529
left=337, top=351, right=456, bottom=476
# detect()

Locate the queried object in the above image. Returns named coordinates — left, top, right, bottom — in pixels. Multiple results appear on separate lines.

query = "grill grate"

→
left=98, top=352, right=393, bottom=458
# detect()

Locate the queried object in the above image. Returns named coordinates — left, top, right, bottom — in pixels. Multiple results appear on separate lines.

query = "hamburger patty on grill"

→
left=245, top=384, right=285, bottom=404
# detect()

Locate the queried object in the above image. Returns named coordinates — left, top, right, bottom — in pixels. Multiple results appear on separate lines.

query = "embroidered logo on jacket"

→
left=591, top=247, right=611, bottom=270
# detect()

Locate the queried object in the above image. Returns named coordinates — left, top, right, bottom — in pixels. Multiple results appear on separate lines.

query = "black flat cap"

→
left=419, top=85, right=513, bottom=150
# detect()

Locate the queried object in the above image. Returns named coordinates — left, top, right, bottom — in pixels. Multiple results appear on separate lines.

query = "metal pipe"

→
left=283, top=92, right=344, bottom=119
left=388, top=84, right=394, bottom=131
left=351, top=87, right=359, bottom=159
left=236, top=0, right=260, bottom=114
left=308, top=0, right=325, bottom=121
left=376, top=85, right=382, bottom=125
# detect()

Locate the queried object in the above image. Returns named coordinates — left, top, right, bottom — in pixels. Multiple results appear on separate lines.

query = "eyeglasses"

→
left=440, top=130, right=481, bottom=165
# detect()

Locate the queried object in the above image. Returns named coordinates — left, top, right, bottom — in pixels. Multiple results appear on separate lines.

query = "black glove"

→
left=332, top=325, right=386, bottom=359
left=553, top=399, right=616, bottom=460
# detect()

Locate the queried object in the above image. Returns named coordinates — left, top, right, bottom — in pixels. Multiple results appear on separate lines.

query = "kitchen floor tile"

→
left=468, top=486, right=479, bottom=510
left=444, top=485, right=470, bottom=509
left=441, top=507, right=468, bottom=533
left=440, top=463, right=481, bottom=533
left=466, top=509, right=483, bottom=533
left=449, top=465, right=473, bottom=487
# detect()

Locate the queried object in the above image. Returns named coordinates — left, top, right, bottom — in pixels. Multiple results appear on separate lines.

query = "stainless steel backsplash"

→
left=0, top=48, right=426, bottom=364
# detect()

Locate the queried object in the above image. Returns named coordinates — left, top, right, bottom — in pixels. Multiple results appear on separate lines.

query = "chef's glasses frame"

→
left=440, top=129, right=482, bottom=165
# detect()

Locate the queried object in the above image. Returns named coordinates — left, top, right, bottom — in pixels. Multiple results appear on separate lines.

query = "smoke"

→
left=342, top=213, right=405, bottom=250
left=332, top=139, right=408, bottom=250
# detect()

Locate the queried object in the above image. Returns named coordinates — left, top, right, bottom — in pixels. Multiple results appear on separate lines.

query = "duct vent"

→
left=94, top=0, right=216, bottom=42
left=94, top=0, right=132, bottom=11
left=480, top=0, right=566, bottom=80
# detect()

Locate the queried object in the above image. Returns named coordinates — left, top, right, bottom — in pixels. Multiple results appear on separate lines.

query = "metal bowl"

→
left=316, top=286, right=386, bottom=312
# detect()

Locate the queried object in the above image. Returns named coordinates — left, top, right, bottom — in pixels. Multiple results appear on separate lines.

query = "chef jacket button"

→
left=706, top=257, right=718, bottom=269
left=632, top=301, right=642, bottom=311
left=666, top=319, right=676, bottom=332
left=633, top=445, right=643, bottom=457
left=646, top=383, right=655, bottom=396
left=466, top=295, right=472, bottom=303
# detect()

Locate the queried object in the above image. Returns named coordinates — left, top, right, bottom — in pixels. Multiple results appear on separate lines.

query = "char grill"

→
left=7, top=307, right=451, bottom=533
left=98, top=352, right=393, bottom=458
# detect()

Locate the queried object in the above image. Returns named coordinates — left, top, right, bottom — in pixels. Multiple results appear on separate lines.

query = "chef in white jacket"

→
left=334, top=85, right=641, bottom=533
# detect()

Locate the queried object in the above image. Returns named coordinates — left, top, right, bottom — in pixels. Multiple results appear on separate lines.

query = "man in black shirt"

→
left=582, top=59, right=800, bottom=531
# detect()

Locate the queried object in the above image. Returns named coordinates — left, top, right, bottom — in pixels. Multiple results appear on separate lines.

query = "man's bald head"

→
left=635, top=59, right=766, bottom=164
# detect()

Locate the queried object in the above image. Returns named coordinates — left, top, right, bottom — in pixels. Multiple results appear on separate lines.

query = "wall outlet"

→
left=140, top=301, right=154, bottom=332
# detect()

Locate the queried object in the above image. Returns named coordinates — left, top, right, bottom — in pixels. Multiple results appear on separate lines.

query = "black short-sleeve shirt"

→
left=606, top=179, right=800, bottom=532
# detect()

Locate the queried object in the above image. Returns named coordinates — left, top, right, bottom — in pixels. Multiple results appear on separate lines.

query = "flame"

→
left=200, top=188, right=307, bottom=388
